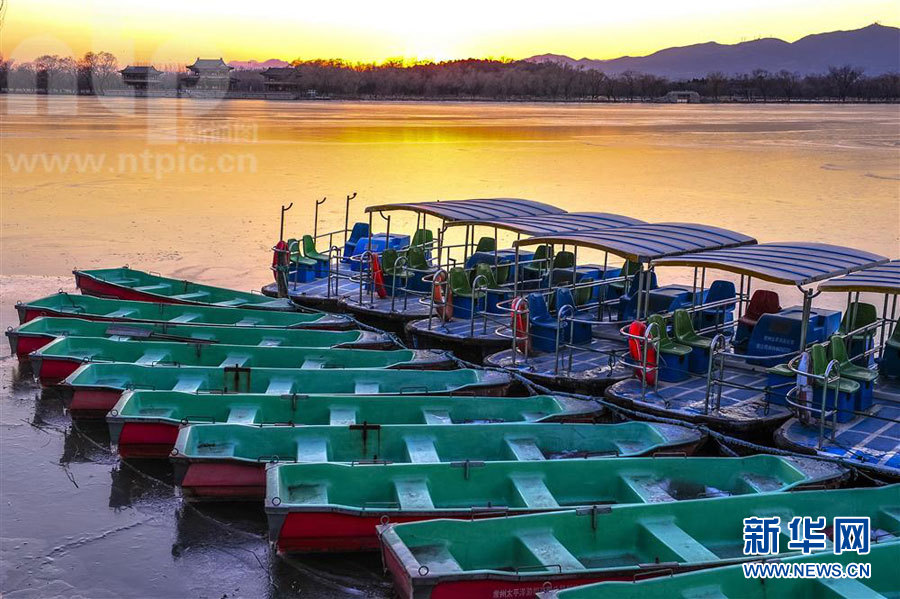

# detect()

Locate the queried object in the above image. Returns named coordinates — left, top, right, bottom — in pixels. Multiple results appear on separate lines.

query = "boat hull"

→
left=114, top=422, right=181, bottom=459
left=175, top=461, right=266, bottom=501
left=6, top=331, right=52, bottom=359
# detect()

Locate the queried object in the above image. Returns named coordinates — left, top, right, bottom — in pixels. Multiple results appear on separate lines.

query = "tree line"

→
left=2, top=53, right=898, bottom=102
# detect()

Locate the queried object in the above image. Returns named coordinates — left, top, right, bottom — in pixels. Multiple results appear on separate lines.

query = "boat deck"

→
left=262, top=277, right=358, bottom=308
left=486, top=337, right=632, bottom=394
left=776, top=375, right=900, bottom=474
left=339, top=294, right=432, bottom=323
left=605, top=368, right=793, bottom=435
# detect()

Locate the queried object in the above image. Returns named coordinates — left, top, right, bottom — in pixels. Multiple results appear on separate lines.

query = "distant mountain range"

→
left=228, top=58, right=289, bottom=70
left=525, top=24, right=900, bottom=79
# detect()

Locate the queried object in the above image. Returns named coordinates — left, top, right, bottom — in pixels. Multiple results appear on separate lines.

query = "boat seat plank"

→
left=394, top=479, right=435, bottom=511
left=104, top=308, right=138, bottom=318
left=171, top=292, right=210, bottom=301
left=216, top=299, right=247, bottom=307
left=404, top=436, right=440, bottom=463
left=219, top=354, right=250, bottom=368
left=258, top=338, right=283, bottom=347
left=329, top=407, right=356, bottom=426
left=235, top=318, right=263, bottom=326
left=620, top=475, right=674, bottom=503
left=288, top=483, right=328, bottom=505
left=422, top=409, right=452, bottom=425
left=355, top=382, right=380, bottom=394
left=817, top=578, right=886, bottom=599
left=295, top=437, right=328, bottom=462
left=133, top=284, right=170, bottom=292
left=520, top=411, right=547, bottom=422
left=226, top=407, right=258, bottom=424
left=266, top=379, right=295, bottom=395
left=640, top=519, right=719, bottom=563
left=511, top=475, right=559, bottom=509
left=134, top=349, right=172, bottom=365
left=517, top=530, right=584, bottom=570
left=505, top=437, right=546, bottom=461
left=301, top=359, right=325, bottom=369
left=172, top=376, right=204, bottom=393
left=410, top=544, right=463, bottom=573
left=168, top=313, right=201, bottom=323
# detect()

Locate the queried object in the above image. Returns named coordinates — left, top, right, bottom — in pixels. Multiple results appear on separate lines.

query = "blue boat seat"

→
left=342, top=222, right=370, bottom=264
left=555, top=287, right=592, bottom=345
left=698, top=279, right=736, bottom=330
left=528, top=293, right=562, bottom=353
left=618, top=271, right=658, bottom=321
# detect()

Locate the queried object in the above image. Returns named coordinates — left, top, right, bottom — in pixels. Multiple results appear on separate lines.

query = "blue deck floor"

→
left=487, top=337, right=632, bottom=385
left=608, top=369, right=793, bottom=428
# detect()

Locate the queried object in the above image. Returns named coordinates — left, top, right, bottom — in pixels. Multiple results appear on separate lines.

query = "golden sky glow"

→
left=3, top=0, right=898, bottom=64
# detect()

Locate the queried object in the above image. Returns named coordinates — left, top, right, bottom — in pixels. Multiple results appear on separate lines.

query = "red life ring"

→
left=432, top=271, right=453, bottom=321
left=627, top=320, right=657, bottom=385
left=272, top=240, right=289, bottom=281
left=511, top=296, right=530, bottom=354
left=370, top=253, right=387, bottom=299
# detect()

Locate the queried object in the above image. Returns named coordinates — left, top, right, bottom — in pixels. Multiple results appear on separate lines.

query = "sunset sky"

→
left=3, top=0, right=897, bottom=64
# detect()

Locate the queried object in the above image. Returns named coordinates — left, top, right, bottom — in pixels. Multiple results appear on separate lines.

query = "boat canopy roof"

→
left=514, top=222, right=756, bottom=263
left=365, top=198, right=565, bottom=222
left=653, top=242, right=888, bottom=286
left=444, top=212, right=646, bottom=236
left=818, top=259, right=900, bottom=294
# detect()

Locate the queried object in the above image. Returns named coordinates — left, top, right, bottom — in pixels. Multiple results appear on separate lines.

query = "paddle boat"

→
left=74, top=266, right=296, bottom=310
left=171, top=422, right=706, bottom=500
left=14, top=292, right=350, bottom=328
left=537, top=541, right=900, bottom=599
left=108, top=391, right=605, bottom=458
left=772, top=259, right=900, bottom=478
left=7, top=316, right=392, bottom=359
left=29, top=337, right=453, bottom=385
left=261, top=197, right=567, bottom=331
left=377, top=485, right=899, bottom=599
left=405, top=212, right=645, bottom=362
left=265, top=455, right=847, bottom=553
left=481, top=223, right=756, bottom=394
left=59, top=363, right=514, bottom=418
left=604, top=242, right=888, bottom=437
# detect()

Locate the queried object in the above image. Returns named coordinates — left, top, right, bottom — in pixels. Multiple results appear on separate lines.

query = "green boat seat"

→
left=172, top=376, right=204, bottom=393
left=523, top=245, right=553, bottom=281
left=288, top=239, right=315, bottom=267
left=829, top=335, right=878, bottom=383
left=610, top=260, right=641, bottom=295
left=672, top=309, right=713, bottom=349
left=574, top=277, right=594, bottom=306
left=410, top=229, right=434, bottom=248
left=646, top=315, right=691, bottom=357
left=167, top=313, right=202, bottom=323
left=767, top=363, right=794, bottom=377
left=475, top=236, right=496, bottom=253
left=640, top=519, right=719, bottom=563
left=394, top=479, right=435, bottom=510
left=133, top=284, right=171, bottom=293
left=302, top=235, right=329, bottom=263
left=171, top=291, right=210, bottom=301
left=406, top=246, right=431, bottom=271
left=474, top=263, right=501, bottom=289
left=552, top=251, right=575, bottom=270
left=381, top=249, right=412, bottom=295
left=410, top=544, right=463, bottom=574
left=505, top=437, right=545, bottom=461
left=809, top=344, right=859, bottom=395
left=838, top=302, right=877, bottom=337
left=449, top=267, right=484, bottom=299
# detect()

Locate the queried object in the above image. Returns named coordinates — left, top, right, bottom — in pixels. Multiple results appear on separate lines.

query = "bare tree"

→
left=827, top=65, right=864, bottom=101
left=706, top=71, right=726, bottom=100
left=775, top=70, right=799, bottom=101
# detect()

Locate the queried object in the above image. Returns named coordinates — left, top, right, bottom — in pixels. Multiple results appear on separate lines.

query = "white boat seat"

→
left=640, top=519, right=718, bottom=563
left=301, top=359, right=325, bottom=369
left=226, top=407, right=258, bottom=424
left=266, top=379, right=294, bottom=395
left=505, top=437, right=545, bottom=461
left=295, top=437, right=328, bottom=462
left=511, top=475, right=559, bottom=509
left=355, top=381, right=380, bottom=394
left=394, top=479, right=435, bottom=511
left=219, top=353, right=250, bottom=368
left=518, top=530, right=584, bottom=570
left=104, top=308, right=138, bottom=318
left=421, top=409, right=452, bottom=424
left=134, top=349, right=171, bottom=365
left=168, top=313, right=201, bottom=323
left=329, top=407, right=356, bottom=426
left=171, top=292, right=209, bottom=301
left=172, top=376, right=204, bottom=393
left=404, top=436, right=440, bottom=463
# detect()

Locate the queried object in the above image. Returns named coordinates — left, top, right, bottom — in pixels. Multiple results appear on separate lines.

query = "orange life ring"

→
left=432, top=271, right=453, bottom=321
left=510, top=296, right=530, bottom=354
left=627, top=320, right=657, bottom=385
left=370, top=253, right=387, bottom=299
left=272, top=240, right=289, bottom=282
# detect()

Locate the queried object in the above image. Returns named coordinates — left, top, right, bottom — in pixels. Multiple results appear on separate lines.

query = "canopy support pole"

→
left=313, top=197, right=326, bottom=239
left=798, top=286, right=817, bottom=350
left=344, top=192, right=357, bottom=246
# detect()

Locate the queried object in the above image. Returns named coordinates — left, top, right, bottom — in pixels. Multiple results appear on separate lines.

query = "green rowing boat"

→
left=265, top=456, right=848, bottom=553
left=538, top=541, right=899, bottom=599
left=31, top=336, right=453, bottom=384
left=74, top=266, right=296, bottom=310
left=61, top=363, right=513, bottom=417
left=7, top=317, right=390, bottom=358
left=377, top=485, right=900, bottom=599
left=108, top=391, right=604, bottom=457
left=170, top=422, right=706, bottom=500
left=16, top=292, right=346, bottom=327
